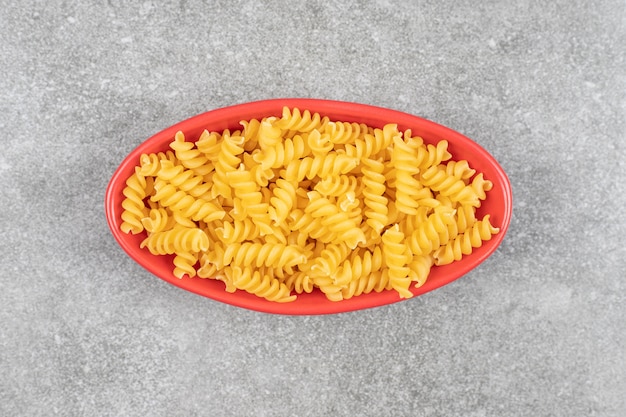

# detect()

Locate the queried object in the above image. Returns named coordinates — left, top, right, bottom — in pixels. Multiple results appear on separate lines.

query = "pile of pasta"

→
left=120, top=107, right=499, bottom=302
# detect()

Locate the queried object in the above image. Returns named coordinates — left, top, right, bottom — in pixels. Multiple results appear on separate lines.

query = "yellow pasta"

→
left=382, top=224, right=413, bottom=299
left=119, top=107, right=500, bottom=302
left=139, top=225, right=209, bottom=255
left=120, top=167, right=150, bottom=235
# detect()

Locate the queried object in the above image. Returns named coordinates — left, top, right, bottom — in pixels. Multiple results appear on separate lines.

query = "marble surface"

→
left=1, top=1, right=625, bottom=416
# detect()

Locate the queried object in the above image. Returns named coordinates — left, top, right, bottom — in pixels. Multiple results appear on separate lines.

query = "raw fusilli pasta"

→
left=119, top=107, right=500, bottom=302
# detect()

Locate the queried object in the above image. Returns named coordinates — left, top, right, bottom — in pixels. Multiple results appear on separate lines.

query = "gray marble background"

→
left=2, top=1, right=625, bottom=416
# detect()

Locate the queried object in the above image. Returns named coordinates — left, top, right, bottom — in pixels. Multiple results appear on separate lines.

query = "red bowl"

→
left=105, top=99, right=512, bottom=315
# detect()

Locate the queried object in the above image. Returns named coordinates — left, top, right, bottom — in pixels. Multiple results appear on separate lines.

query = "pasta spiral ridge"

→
left=314, top=175, right=358, bottom=197
left=151, top=179, right=226, bottom=223
left=415, top=140, right=452, bottom=171
left=225, top=165, right=272, bottom=234
left=214, top=218, right=262, bottom=244
left=340, top=270, right=389, bottom=300
left=197, top=252, right=219, bottom=280
left=121, top=167, right=149, bottom=234
left=252, top=134, right=311, bottom=169
left=140, top=226, right=210, bottom=255
left=216, top=242, right=306, bottom=271
left=455, top=203, right=477, bottom=231
left=361, top=158, right=388, bottom=234
left=343, top=124, right=399, bottom=160
left=392, top=136, right=428, bottom=215
left=230, top=266, right=296, bottom=303
left=445, top=159, right=476, bottom=181
left=305, top=191, right=366, bottom=249
left=268, top=179, right=298, bottom=225
left=157, top=160, right=211, bottom=198
left=407, top=207, right=456, bottom=256
left=309, top=242, right=351, bottom=276
left=288, top=210, right=338, bottom=243
left=173, top=251, right=199, bottom=279
left=257, top=117, right=283, bottom=149
left=195, top=129, right=223, bottom=163
left=274, top=107, right=327, bottom=133
left=283, top=271, right=315, bottom=294
left=138, top=151, right=178, bottom=176
left=324, top=121, right=372, bottom=144
left=141, top=208, right=172, bottom=233
left=333, top=246, right=384, bottom=288
left=169, top=131, right=212, bottom=176
left=239, top=119, right=261, bottom=152
left=307, top=129, right=334, bottom=156
left=433, top=215, right=500, bottom=265
left=469, top=173, right=493, bottom=201
left=281, top=153, right=359, bottom=182
left=420, top=166, right=480, bottom=206
left=408, top=255, right=434, bottom=288
left=382, top=224, right=412, bottom=298
left=212, top=133, right=245, bottom=199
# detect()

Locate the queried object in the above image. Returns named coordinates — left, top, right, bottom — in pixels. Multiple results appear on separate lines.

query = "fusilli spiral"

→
left=121, top=167, right=149, bottom=234
left=140, top=226, right=210, bottom=255
left=382, top=224, right=412, bottom=299
left=433, top=215, right=500, bottom=265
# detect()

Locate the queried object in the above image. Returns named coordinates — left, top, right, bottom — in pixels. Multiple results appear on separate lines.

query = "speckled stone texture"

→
left=1, top=0, right=625, bottom=416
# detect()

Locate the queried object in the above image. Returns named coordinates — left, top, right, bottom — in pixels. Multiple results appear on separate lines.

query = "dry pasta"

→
left=120, top=107, right=500, bottom=302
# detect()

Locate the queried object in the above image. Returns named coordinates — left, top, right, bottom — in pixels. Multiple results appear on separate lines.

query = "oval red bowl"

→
left=105, top=99, right=512, bottom=315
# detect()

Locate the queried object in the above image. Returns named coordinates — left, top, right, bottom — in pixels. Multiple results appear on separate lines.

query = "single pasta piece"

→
left=361, top=158, right=388, bottom=235
left=382, top=224, right=413, bottom=299
left=239, top=119, right=261, bottom=151
left=392, top=136, right=427, bottom=215
left=324, top=120, right=372, bottom=145
left=257, top=117, right=283, bottom=149
left=229, top=266, right=296, bottom=303
left=150, top=178, right=226, bottom=223
left=214, top=218, right=263, bottom=244
left=433, top=215, right=500, bottom=265
left=211, top=132, right=245, bottom=199
left=120, top=167, right=150, bottom=234
left=173, top=251, right=199, bottom=279
left=195, top=129, right=222, bottom=162
left=408, top=255, right=434, bottom=288
left=268, top=179, right=298, bottom=225
left=217, top=242, right=306, bottom=271
left=274, top=107, right=327, bottom=133
left=157, top=160, right=211, bottom=198
left=140, top=226, right=210, bottom=255
left=281, top=153, right=359, bottom=182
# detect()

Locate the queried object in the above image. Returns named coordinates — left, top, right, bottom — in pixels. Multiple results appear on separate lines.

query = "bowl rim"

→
left=105, top=98, right=513, bottom=315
